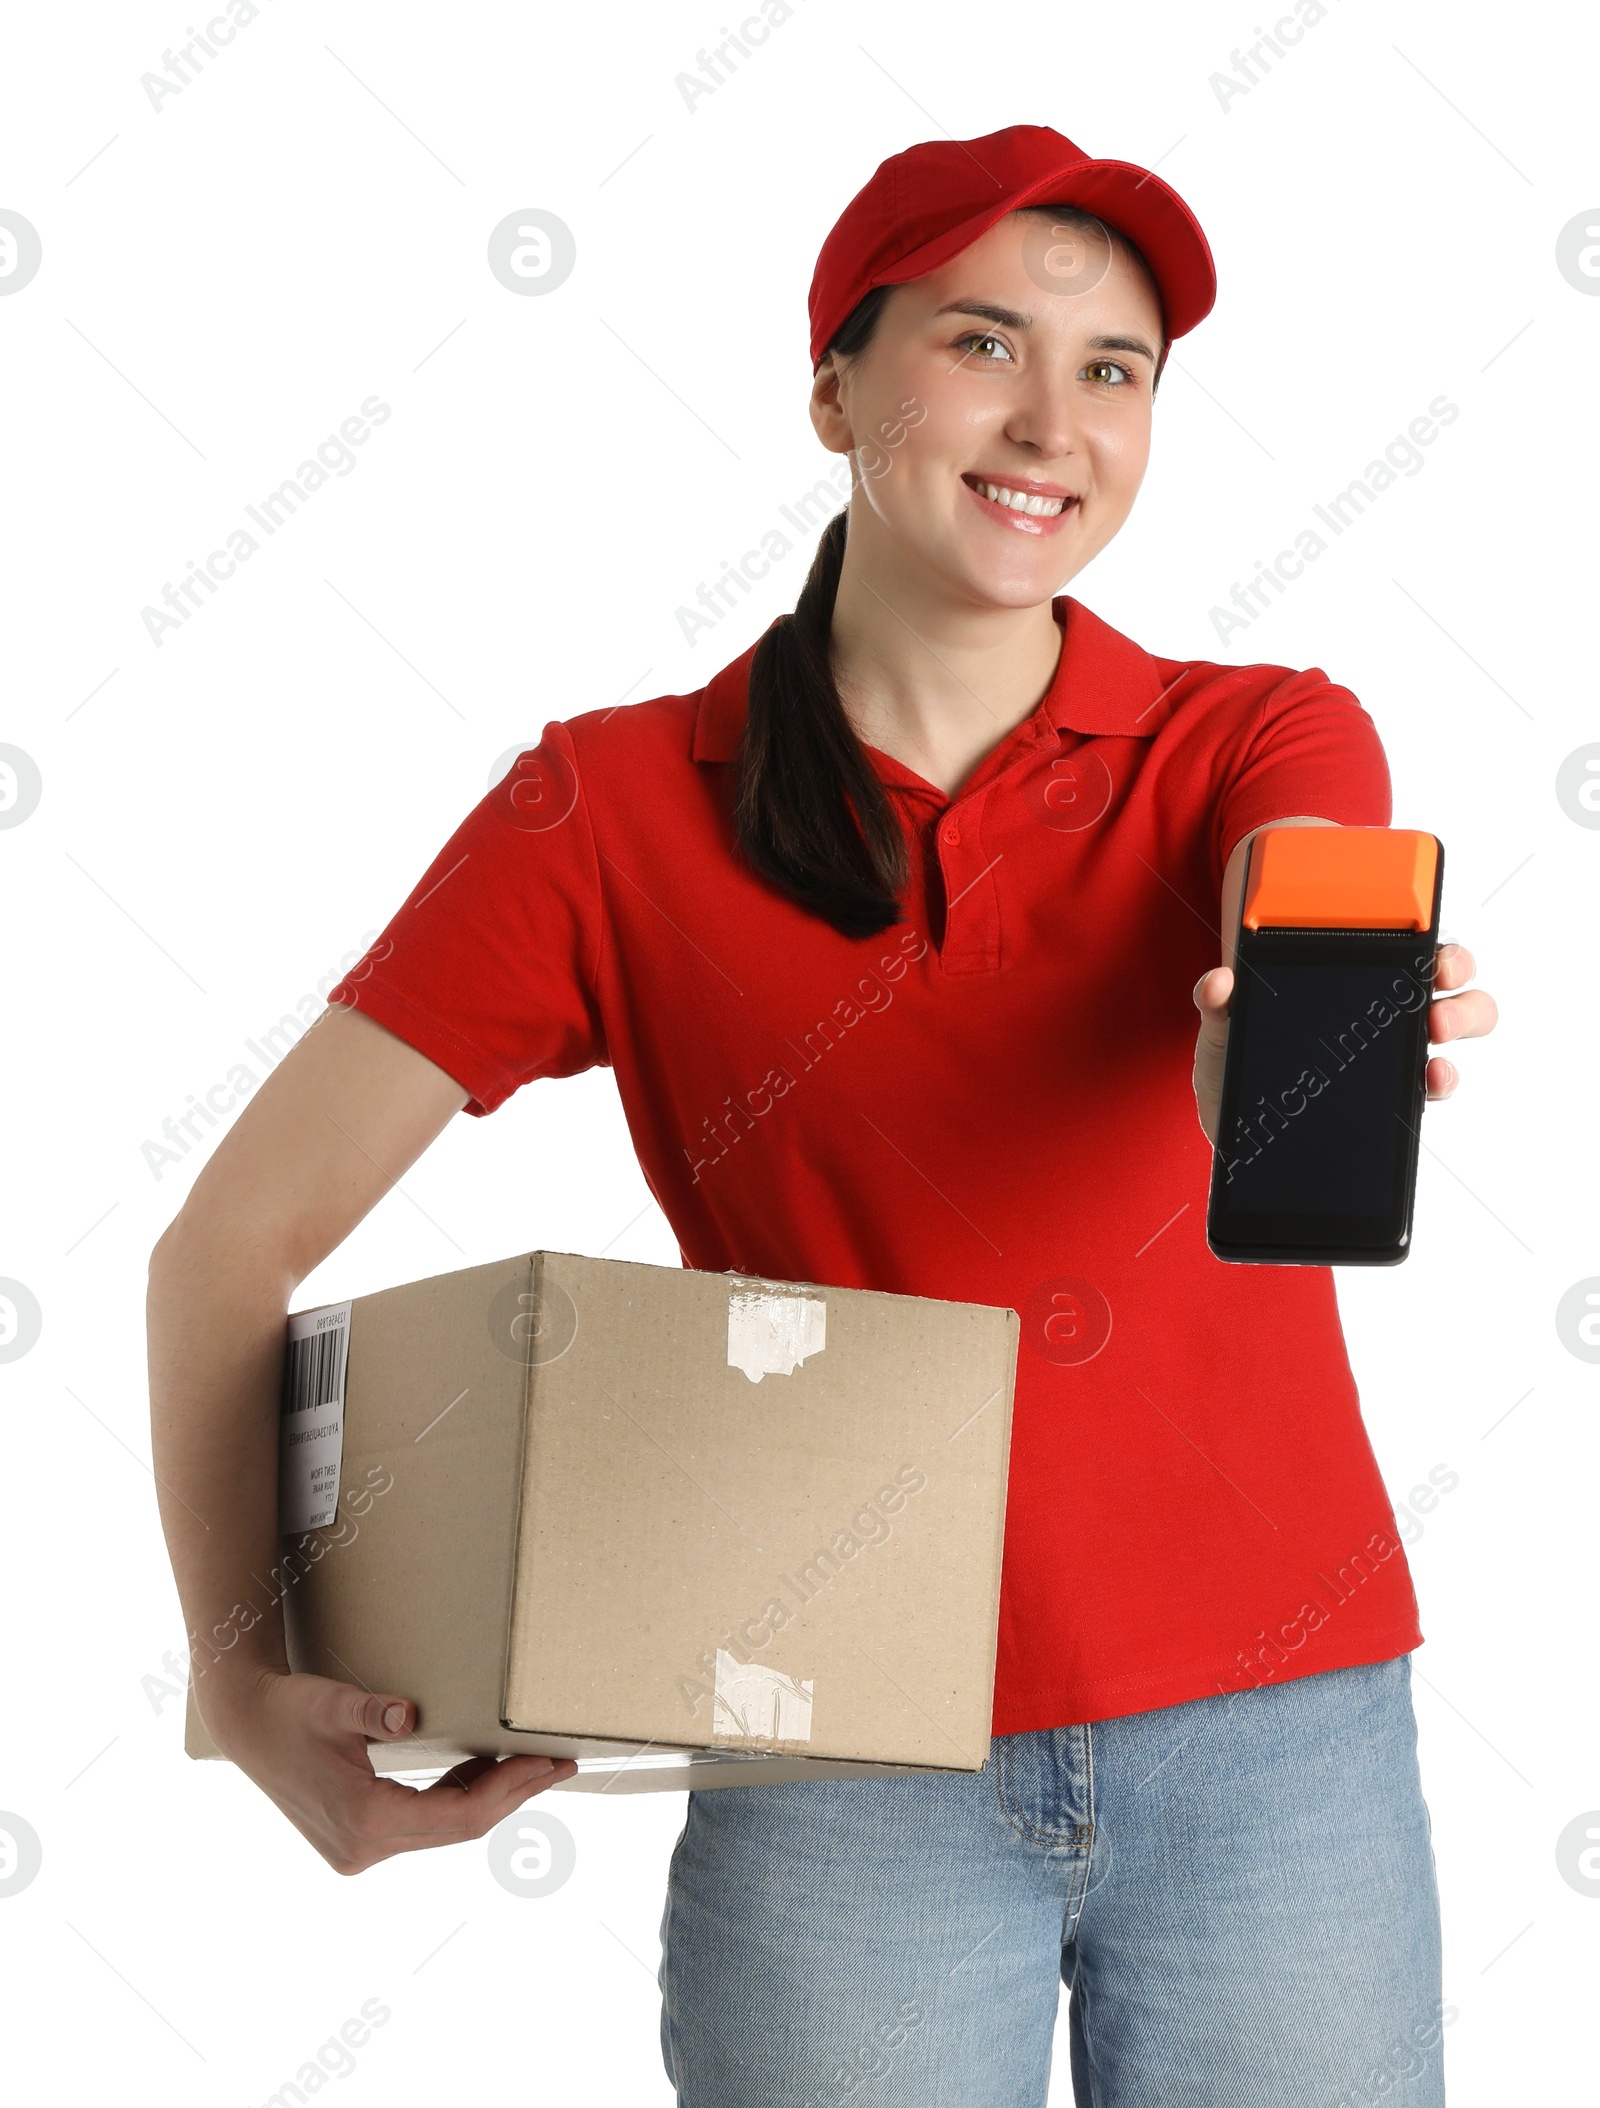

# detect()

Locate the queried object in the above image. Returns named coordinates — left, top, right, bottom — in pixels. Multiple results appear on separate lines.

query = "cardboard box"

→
left=185, top=1250, right=1018, bottom=1793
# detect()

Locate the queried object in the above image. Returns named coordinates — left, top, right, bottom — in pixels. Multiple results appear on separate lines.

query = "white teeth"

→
left=976, top=480, right=1068, bottom=517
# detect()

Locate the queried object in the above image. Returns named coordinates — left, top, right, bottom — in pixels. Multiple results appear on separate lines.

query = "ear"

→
left=808, top=352, right=857, bottom=458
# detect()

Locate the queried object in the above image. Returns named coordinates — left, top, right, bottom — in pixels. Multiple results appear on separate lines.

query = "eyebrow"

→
left=934, top=301, right=1159, bottom=365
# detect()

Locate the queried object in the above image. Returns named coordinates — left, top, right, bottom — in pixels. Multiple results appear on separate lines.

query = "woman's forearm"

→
left=143, top=1008, right=473, bottom=1733
left=146, top=1215, right=300, bottom=1711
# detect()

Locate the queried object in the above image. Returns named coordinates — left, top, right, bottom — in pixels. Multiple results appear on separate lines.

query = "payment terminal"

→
left=1206, top=826, right=1445, bottom=1266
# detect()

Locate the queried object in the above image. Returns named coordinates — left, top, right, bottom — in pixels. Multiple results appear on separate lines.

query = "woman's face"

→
left=811, top=210, right=1165, bottom=609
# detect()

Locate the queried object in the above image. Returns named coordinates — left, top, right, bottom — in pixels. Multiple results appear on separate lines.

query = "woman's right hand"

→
left=149, top=1008, right=578, bottom=1876
left=200, top=1665, right=577, bottom=1875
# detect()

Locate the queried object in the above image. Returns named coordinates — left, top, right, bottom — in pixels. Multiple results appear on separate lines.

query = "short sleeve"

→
left=325, top=723, right=607, bottom=1116
left=1211, top=667, right=1392, bottom=896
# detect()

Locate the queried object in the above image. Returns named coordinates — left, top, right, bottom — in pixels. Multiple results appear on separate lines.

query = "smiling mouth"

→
left=961, top=474, right=1078, bottom=522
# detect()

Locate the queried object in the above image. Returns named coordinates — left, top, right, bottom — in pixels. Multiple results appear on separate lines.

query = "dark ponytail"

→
left=733, top=505, right=909, bottom=940
left=733, top=210, right=1166, bottom=941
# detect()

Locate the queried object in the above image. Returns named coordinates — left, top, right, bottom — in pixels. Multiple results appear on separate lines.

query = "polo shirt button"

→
left=941, top=822, right=960, bottom=845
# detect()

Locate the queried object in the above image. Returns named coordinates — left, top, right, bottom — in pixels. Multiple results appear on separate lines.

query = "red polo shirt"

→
left=327, top=595, right=1422, bottom=1732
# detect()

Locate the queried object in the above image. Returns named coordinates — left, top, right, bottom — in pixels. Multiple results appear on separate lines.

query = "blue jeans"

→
left=657, top=1655, right=1445, bottom=2107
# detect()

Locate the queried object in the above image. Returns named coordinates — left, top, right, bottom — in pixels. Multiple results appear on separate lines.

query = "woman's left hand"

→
left=1191, top=940, right=1499, bottom=1148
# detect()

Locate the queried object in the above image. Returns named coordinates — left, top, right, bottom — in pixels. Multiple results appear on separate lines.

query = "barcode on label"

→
left=284, top=1325, right=345, bottom=1414
left=278, top=1301, right=352, bottom=1534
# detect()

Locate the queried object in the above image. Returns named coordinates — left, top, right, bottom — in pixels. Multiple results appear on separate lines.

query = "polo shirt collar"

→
left=691, top=595, right=1174, bottom=764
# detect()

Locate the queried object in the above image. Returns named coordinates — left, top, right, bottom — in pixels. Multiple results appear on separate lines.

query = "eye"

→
left=953, top=330, right=1014, bottom=363
left=1083, top=357, right=1136, bottom=387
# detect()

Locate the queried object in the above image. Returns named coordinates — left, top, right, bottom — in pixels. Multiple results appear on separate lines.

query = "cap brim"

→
left=876, top=156, right=1216, bottom=340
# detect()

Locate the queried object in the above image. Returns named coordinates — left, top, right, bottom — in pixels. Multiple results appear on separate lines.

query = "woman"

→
left=147, top=125, right=1496, bottom=2104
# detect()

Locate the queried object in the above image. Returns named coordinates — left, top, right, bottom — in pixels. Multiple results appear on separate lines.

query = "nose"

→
left=1002, top=353, right=1084, bottom=465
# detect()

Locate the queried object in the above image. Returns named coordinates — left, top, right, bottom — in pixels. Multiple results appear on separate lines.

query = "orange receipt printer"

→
left=1206, top=827, right=1444, bottom=1266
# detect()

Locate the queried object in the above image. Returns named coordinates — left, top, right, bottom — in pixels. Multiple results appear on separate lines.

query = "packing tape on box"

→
left=711, top=1648, right=815, bottom=1744
left=725, top=1279, right=826, bottom=1383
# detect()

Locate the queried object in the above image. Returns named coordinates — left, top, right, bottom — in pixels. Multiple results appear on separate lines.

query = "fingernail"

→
left=383, top=1703, right=407, bottom=1732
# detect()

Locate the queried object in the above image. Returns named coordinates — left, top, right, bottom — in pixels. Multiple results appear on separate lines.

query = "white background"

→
left=3, top=0, right=1596, bottom=2099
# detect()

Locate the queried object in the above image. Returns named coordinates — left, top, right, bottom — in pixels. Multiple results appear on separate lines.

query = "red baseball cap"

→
left=808, top=123, right=1216, bottom=368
